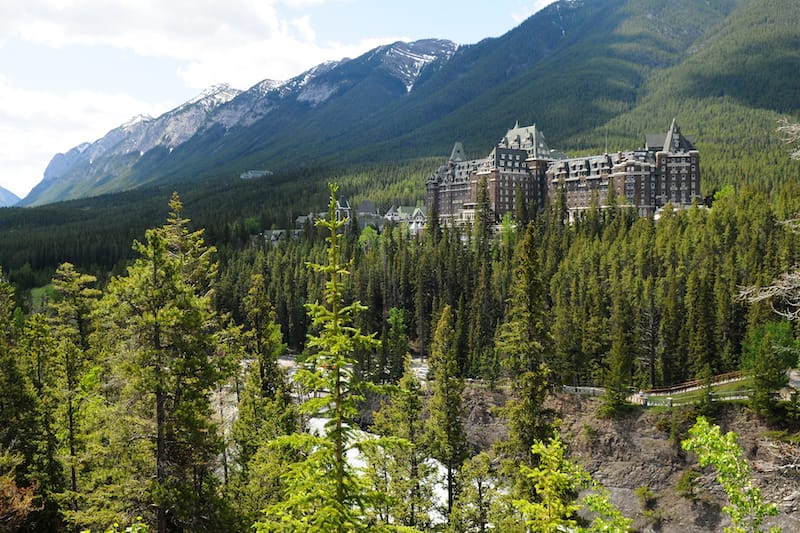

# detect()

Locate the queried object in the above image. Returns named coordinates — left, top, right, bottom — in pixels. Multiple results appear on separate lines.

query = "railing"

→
left=561, top=371, right=754, bottom=408
left=562, top=385, right=605, bottom=397
left=643, top=371, right=748, bottom=396
left=638, top=390, right=752, bottom=407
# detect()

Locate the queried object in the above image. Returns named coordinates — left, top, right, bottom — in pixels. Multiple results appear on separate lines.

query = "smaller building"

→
left=240, top=169, right=273, bottom=180
left=384, top=205, right=427, bottom=236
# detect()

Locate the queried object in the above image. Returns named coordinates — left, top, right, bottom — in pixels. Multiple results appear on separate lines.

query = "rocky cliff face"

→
left=25, top=39, right=458, bottom=206
left=23, top=84, right=241, bottom=206
left=560, top=397, right=800, bottom=531
left=463, top=386, right=800, bottom=532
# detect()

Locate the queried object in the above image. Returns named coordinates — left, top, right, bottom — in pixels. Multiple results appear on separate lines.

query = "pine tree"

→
left=255, top=184, right=408, bottom=533
left=495, top=223, right=554, bottom=472
left=467, top=261, right=493, bottom=378
left=514, top=184, right=530, bottom=228
left=603, top=282, right=638, bottom=415
left=17, top=313, right=65, bottom=529
left=749, top=332, right=790, bottom=416
left=48, top=263, right=100, bottom=512
left=686, top=264, right=717, bottom=378
left=232, top=274, right=295, bottom=467
left=381, top=307, right=410, bottom=383
left=447, top=451, right=518, bottom=533
left=427, top=304, right=469, bottom=519
left=96, top=193, right=229, bottom=532
left=368, top=356, right=436, bottom=529
left=0, top=273, right=56, bottom=531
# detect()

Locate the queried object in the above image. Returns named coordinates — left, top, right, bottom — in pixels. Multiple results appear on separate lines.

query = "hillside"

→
left=558, top=396, right=800, bottom=532
left=20, top=0, right=800, bottom=207
left=463, top=384, right=800, bottom=532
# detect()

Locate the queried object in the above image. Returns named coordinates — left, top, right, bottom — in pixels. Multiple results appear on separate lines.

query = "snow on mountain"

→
left=122, top=114, right=154, bottom=131
left=29, top=39, right=458, bottom=205
left=252, top=79, right=284, bottom=96
left=182, top=83, right=241, bottom=112
left=377, top=39, right=458, bottom=92
left=38, top=84, right=242, bottom=190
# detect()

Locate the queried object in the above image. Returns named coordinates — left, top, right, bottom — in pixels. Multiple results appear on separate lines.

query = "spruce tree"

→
left=603, top=282, right=637, bottom=415
left=255, top=184, right=410, bottom=533
left=232, top=273, right=295, bottom=469
left=96, top=193, right=229, bottom=532
left=369, top=356, right=436, bottom=529
left=48, top=263, right=100, bottom=512
left=495, top=223, right=553, bottom=472
left=427, top=304, right=468, bottom=519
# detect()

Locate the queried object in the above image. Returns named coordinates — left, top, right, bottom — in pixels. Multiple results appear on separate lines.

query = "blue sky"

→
left=0, top=0, right=552, bottom=198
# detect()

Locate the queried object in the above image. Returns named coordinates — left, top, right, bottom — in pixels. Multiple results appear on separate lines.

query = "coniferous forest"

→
left=2, top=148, right=800, bottom=531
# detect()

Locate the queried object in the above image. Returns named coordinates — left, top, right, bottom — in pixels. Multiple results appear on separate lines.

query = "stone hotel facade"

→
left=426, top=119, right=700, bottom=223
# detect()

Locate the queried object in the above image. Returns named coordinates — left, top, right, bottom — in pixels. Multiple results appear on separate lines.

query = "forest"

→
left=2, top=145, right=800, bottom=531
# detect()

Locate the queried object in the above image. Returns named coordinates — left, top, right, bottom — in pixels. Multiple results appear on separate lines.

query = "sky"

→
left=0, top=0, right=553, bottom=199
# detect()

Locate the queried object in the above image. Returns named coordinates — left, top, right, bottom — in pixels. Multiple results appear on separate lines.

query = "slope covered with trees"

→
left=3, top=157, right=800, bottom=530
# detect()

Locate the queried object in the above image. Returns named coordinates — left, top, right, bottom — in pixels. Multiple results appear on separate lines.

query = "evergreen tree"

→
left=17, top=313, right=65, bottom=529
left=749, top=332, right=791, bottom=416
left=513, top=184, right=530, bottom=228
left=447, top=452, right=505, bottom=533
left=381, top=307, right=410, bottom=383
left=0, top=273, right=58, bottom=531
left=467, top=260, right=494, bottom=378
left=427, top=305, right=469, bottom=519
left=603, top=283, right=637, bottom=415
left=228, top=273, right=297, bottom=528
left=255, top=184, right=408, bottom=533
left=494, top=223, right=554, bottom=473
left=369, top=356, right=436, bottom=529
left=47, top=263, right=100, bottom=514
left=96, top=193, right=230, bottom=532
left=473, top=175, right=492, bottom=256
left=686, top=264, right=718, bottom=378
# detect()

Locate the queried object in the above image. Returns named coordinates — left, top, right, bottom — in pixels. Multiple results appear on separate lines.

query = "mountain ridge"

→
left=21, top=0, right=800, bottom=207
left=0, top=185, right=20, bottom=207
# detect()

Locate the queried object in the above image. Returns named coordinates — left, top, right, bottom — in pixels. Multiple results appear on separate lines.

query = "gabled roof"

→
left=499, top=122, right=551, bottom=158
left=357, top=200, right=379, bottom=215
left=449, top=142, right=467, bottom=162
left=646, top=118, right=696, bottom=153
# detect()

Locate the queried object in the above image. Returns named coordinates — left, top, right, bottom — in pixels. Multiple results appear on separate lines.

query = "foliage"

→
left=513, top=433, right=632, bottom=533
left=426, top=305, right=469, bottom=520
left=91, top=193, right=231, bottom=531
left=369, top=356, right=437, bottom=529
left=0, top=450, right=41, bottom=531
left=255, top=184, right=413, bottom=533
left=682, top=416, right=780, bottom=533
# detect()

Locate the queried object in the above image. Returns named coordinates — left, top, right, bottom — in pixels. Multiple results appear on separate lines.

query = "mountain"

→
left=21, top=84, right=242, bottom=206
left=22, top=0, right=800, bottom=206
left=23, top=39, right=457, bottom=206
left=0, top=186, right=20, bottom=207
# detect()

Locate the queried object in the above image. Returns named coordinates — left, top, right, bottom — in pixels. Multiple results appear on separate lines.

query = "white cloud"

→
left=176, top=35, right=397, bottom=89
left=0, top=0, right=392, bottom=90
left=0, top=79, right=171, bottom=197
left=0, top=0, right=403, bottom=197
left=292, top=15, right=316, bottom=42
